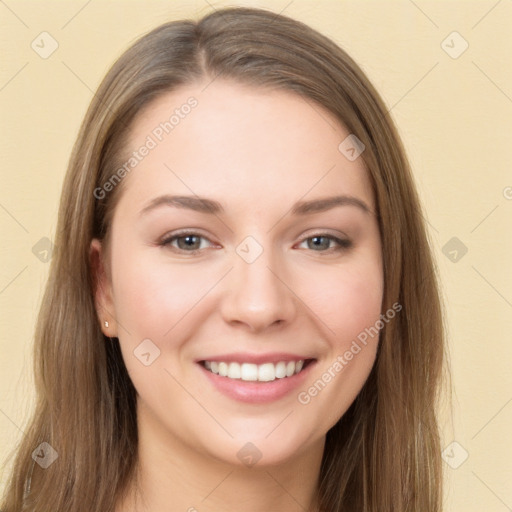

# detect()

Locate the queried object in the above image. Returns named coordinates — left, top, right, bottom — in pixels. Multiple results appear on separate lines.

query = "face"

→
left=92, top=79, right=383, bottom=467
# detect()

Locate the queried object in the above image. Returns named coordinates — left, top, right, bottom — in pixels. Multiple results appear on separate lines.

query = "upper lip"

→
left=196, top=352, right=316, bottom=365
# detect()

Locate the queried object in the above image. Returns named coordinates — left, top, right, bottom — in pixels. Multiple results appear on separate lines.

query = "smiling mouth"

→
left=199, top=359, right=315, bottom=382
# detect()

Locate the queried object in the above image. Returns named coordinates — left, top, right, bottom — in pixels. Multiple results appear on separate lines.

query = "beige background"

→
left=1, top=1, right=511, bottom=510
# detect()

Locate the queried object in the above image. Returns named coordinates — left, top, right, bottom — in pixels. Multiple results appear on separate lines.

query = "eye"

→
left=159, top=231, right=352, bottom=255
left=159, top=231, right=214, bottom=253
left=297, top=234, right=352, bottom=252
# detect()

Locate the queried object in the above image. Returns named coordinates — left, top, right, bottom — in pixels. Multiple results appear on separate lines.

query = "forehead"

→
left=117, top=79, right=373, bottom=217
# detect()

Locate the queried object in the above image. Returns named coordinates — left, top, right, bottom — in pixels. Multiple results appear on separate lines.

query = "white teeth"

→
left=218, top=362, right=228, bottom=377
left=258, top=363, right=275, bottom=382
left=227, top=362, right=241, bottom=379
left=241, top=363, right=258, bottom=381
left=203, top=359, right=306, bottom=381
left=275, top=361, right=287, bottom=379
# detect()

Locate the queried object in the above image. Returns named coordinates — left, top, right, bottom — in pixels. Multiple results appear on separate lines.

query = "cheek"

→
left=304, top=258, right=383, bottom=345
left=110, top=253, right=217, bottom=399
left=333, top=278, right=382, bottom=343
left=294, top=259, right=382, bottom=425
left=112, top=252, right=216, bottom=336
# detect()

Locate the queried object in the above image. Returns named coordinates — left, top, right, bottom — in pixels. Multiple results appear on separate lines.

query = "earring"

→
left=104, top=320, right=109, bottom=328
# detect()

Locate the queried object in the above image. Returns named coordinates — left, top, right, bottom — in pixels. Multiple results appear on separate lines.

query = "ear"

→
left=90, top=238, right=118, bottom=337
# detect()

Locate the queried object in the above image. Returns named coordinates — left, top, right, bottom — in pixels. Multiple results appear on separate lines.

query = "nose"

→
left=219, top=245, right=297, bottom=333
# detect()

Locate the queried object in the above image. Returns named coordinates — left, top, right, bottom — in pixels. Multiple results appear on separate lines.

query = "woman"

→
left=1, top=6, right=445, bottom=512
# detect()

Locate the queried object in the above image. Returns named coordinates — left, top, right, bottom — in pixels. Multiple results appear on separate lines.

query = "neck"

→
left=116, top=402, right=325, bottom=512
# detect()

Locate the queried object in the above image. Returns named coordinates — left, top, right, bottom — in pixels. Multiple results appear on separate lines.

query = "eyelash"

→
left=159, top=230, right=352, bottom=254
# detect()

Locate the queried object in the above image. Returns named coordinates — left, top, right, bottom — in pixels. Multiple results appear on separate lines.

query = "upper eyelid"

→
left=298, top=227, right=349, bottom=241
left=160, top=229, right=349, bottom=240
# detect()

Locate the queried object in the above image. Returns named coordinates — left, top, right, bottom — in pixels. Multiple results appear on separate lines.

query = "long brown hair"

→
left=1, top=7, right=446, bottom=511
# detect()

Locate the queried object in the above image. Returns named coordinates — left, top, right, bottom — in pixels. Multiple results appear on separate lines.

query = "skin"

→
left=91, top=79, right=383, bottom=512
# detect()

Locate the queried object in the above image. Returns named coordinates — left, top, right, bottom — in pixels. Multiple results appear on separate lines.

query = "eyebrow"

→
left=138, top=194, right=372, bottom=217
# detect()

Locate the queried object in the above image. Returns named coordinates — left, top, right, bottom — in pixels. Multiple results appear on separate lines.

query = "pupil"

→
left=309, top=236, right=329, bottom=250
left=179, top=235, right=199, bottom=250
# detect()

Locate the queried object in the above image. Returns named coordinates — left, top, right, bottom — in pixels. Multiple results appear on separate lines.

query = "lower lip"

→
left=198, top=361, right=315, bottom=404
